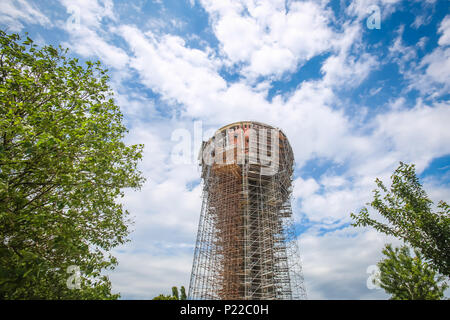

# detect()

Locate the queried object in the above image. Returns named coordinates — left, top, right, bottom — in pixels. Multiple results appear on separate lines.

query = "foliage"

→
left=172, top=286, right=179, bottom=299
left=375, top=244, right=448, bottom=300
left=180, top=285, right=187, bottom=300
left=0, top=31, right=144, bottom=299
left=153, top=286, right=187, bottom=300
left=351, top=162, right=450, bottom=277
left=152, top=294, right=178, bottom=300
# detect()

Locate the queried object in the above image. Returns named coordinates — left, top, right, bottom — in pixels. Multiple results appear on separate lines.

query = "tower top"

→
left=217, top=120, right=276, bottom=132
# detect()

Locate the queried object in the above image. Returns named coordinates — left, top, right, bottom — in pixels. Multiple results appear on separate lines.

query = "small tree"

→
left=375, top=244, right=448, bottom=300
left=351, top=162, right=450, bottom=277
left=152, top=294, right=177, bottom=300
left=153, top=286, right=187, bottom=300
left=172, top=286, right=179, bottom=300
left=180, top=285, right=187, bottom=300
left=0, top=31, right=144, bottom=299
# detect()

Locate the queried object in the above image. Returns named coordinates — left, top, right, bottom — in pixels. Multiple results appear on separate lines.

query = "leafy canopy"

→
left=153, top=286, right=187, bottom=300
left=0, top=31, right=144, bottom=299
left=351, top=162, right=450, bottom=277
left=375, top=244, right=448, bottom=300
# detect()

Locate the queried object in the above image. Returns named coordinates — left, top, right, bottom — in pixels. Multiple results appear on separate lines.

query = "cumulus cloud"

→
left=199, top=0, right=335, bottom=79
left=437, top=14, right=450, bottom=46
left=346, top=0, right=402, bottom=21
left=0, top=0, right=51, bottom=32
left=321, top=52, right=378, bottom=88
left=107, top=250, right=193, bottom=299
left=118, top=25, right=227, bottom=118
left=373, top=101, right=450, bottom=171
left=293, top=177, right=320, bottom=200
left=391, top=15, right=450, bottom=98
left=59, top=0, right=129, bottom=69
left=300, top=226, right=401, bottom=299
left=419, top=47, right=450, bottom=94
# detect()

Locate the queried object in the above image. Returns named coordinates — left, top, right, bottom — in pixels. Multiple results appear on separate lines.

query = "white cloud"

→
left=419, top=47, right=450, bottom=91
left=107, top=121, right=205, bottom=298
left=408, top=16, right=450, bottom=95
left=289, top=95, right=450, bottom=224
left=411, top=13, right=432, bottom=29
left=391, top=16, right=450, bottom=98
left=199, top=0, right=335, bottom=79
left=321, top=175, right=349, bottom=189
left=63, top=27, right=129, bottom=69
left=438, top=14, right=450, bottom=46
left=59, top=0, right=129, bottom=69
left=0, top=0, right=51, bottom=32
left=416, top=36, right=428, bottom=49
left=107, top=250, right=193, bottom=299
left=119, top=25, right=228, bottom=118
left=301, top=190, right=364, bottom=223
left=300, top=226, right=400, bottom=299
left=321, top=52, right=378, bottom=88
left=293, top=177, right=320, bottom=200
left=346, top=0, right=402, bottom=22
left=60, top=0, right=115, bottom=29
left=373, top=101, right=450, bottom=171
left=388, top=26, right=417, bottom=72
left=424, top=179, right=450, bottom=211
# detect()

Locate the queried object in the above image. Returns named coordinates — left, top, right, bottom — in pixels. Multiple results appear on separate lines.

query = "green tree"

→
left=374, top=244, right=448, bottom=300
left=172, top=286, right=179, bottom=299
left=180, top=285, right=187, bottom=300
left=153, top=286, right=187, bottom=300
left=0, top=31, right=144, bottom=299
left=152, top=294, right=177, bottom=300
left=351, top=162, right=450, bottom=277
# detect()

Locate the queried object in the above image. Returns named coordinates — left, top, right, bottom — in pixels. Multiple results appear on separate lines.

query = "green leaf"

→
left=0, top=30, right=144, bottom=300
left=350, top=162, right=450, bottom=278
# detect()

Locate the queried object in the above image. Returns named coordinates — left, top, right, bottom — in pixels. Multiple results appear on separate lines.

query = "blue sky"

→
left=1, top=0, right=449, bottom=299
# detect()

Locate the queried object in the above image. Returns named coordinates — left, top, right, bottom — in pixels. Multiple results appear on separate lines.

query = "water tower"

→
left=188, top=121, right=306, bottom=300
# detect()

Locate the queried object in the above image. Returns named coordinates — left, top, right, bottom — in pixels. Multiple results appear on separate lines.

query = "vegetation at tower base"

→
left=173, top=285, right=187, bottom=300
left=153, top=286, right=187, bottom=300
left=0, top=31, right=144, bottom=299
left=374, top=244, right=448, bottom=300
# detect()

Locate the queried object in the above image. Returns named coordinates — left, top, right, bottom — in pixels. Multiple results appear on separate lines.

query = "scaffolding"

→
left=188, top=121, right=307, bottom=300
